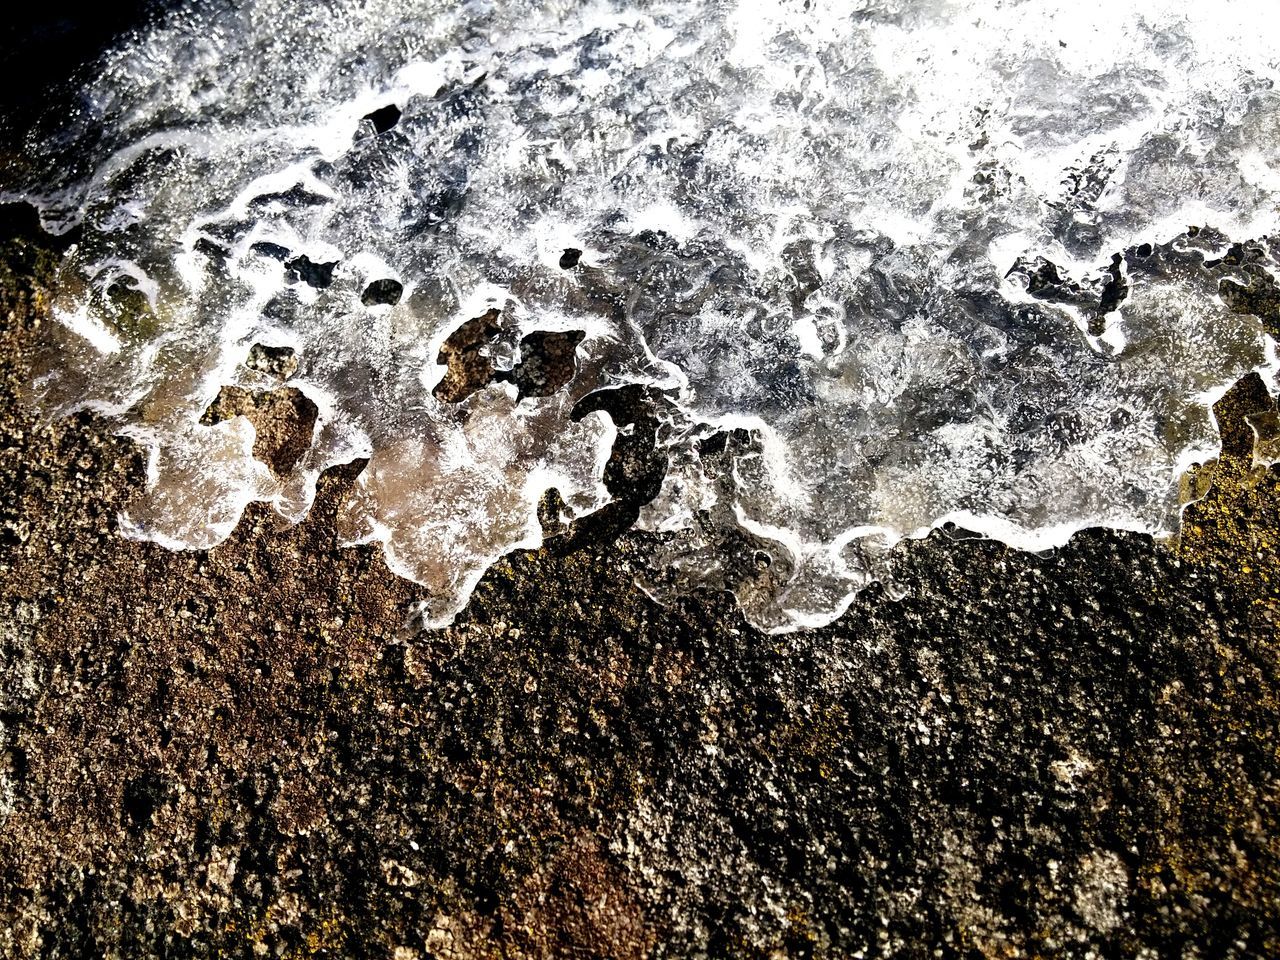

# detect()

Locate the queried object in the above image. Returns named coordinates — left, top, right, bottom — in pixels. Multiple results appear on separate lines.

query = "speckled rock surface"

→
left=1, top=212, right=1279, bottom=959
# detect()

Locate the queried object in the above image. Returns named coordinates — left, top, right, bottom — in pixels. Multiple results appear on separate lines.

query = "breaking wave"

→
left=6, top=0, right=1280, bottom=630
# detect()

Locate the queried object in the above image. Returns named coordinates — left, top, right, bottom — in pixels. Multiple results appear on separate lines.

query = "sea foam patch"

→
left=6, top=0, right=1280, bottom=630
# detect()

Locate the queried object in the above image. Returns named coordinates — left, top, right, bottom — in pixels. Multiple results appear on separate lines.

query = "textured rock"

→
left=0, top=221, right=1278, bottom=959
left=201, top=386, right=319, bottom=477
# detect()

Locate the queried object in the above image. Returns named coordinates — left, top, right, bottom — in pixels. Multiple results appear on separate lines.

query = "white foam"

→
left=10, top=0, right=1280, bottom=631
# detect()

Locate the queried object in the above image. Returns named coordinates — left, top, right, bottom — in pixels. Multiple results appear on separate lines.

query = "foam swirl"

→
left=7, top=0, right=1280, bottom=629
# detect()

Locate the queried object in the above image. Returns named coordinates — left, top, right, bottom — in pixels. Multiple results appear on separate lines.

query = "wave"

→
left=6, top=0, right=1280, bottom=630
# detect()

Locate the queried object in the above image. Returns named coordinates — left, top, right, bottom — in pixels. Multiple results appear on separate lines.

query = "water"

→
left=6, top=0, right=1280, bottom=631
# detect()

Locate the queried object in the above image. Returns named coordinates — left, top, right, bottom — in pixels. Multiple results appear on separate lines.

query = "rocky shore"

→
left=1, top=213, right=1278, bottom=957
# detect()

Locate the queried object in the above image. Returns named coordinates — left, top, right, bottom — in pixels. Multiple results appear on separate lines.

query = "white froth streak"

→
left=55, top=302, right=122, bottom=356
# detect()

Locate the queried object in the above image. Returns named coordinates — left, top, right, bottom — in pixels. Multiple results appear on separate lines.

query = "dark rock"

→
left=433, top=307, right=504, bottom=404
left=247, top=184, right=332, bottom=211
left=360, top=278, right=403, bottom=306
left=249, top=241, right=290, bottom=262
left=558, top=385, right=668, bottom=549
left=1096, top=251, right=1129, bottom=328
left=200, top=385, right=318, bottom=474
left=360, top=103, right=402, bottom=136
left=506, top=329, right=585, bottom=399
left=285, top=254, right=337, bottom=289
left=1, top=197, right=1278, bottom=960
left=243, top=343, right=299, bottom=380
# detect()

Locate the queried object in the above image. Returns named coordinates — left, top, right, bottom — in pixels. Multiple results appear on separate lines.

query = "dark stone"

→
left=506, top=329, right=585, bottom=400
left=433, top=311, right=586, bottom=405
left=243, top=343, right=298, bottom=380
left=1, top=189, right=1278, bottom=960
left=285, top=254, right=337, bottom=289
left=360, top=278, right=403, bottom=306
left=249, top=241, right=290, bottom=262
left=360, top=103, right=402, bottom=136
left=558, top=385, right=669, bottom=550
left=247, top=184, right=332, bottom=211
left=433, top=308, right=505, bottom=403
left=559, top=248, right=582, bottom=269
left=200, top=385, right=318, bottom=474
left=0, top=203, right=79, bottom=252
left=1094, top=252, right=1129, bottom=334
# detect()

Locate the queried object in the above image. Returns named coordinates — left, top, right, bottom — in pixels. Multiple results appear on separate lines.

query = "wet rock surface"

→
left=361, top=279, right=404, bottom=307
left=1, top=226, right=1279, bottom=959
left=201, top=385, right=320, bottom=477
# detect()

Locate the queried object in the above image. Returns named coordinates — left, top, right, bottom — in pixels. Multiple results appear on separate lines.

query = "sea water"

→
left=6, top=0, right=1280, bottom=630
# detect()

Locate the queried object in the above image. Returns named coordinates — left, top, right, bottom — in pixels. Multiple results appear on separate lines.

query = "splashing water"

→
left=6, top=0, right=1280, bottom=630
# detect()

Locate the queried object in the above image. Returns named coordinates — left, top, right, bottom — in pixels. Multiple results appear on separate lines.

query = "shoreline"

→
left=1, top=219, right=1278, bottom=957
